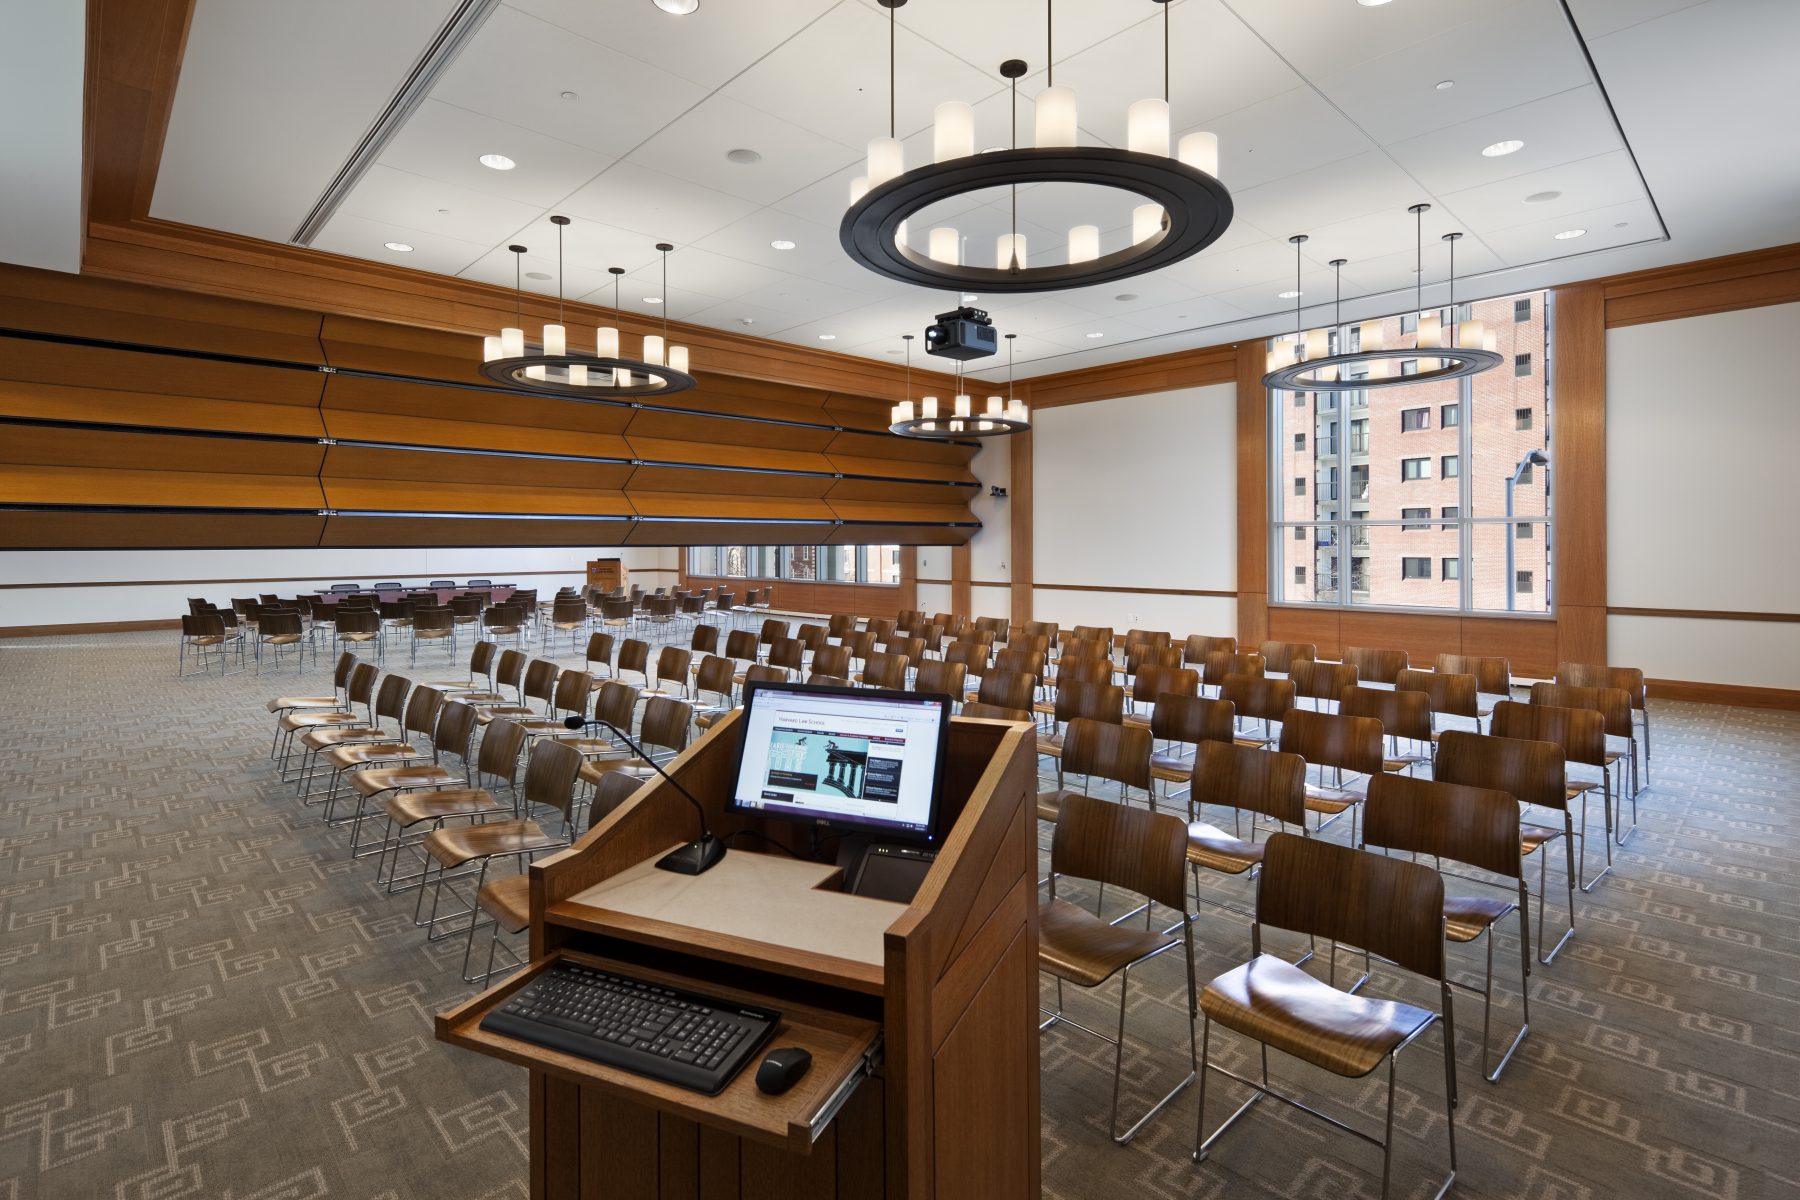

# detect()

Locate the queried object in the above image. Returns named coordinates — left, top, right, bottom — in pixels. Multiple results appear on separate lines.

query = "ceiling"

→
left=145, top=0, right=1800, bottom=381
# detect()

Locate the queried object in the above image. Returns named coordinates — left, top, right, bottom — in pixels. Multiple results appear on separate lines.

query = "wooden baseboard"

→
left=1650, top=678, right=1800, bottom=712
left=1, top=618, right=183, bottom=638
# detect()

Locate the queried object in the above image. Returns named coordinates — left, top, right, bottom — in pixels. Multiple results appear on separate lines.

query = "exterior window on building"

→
left=1401, top=313, right=1417, bottom=333
left=1294, top=432, right=1306, bottom=450
left=1514, top=297, right=1532, bottom=322
left=1351, top=418, right=1369, bottom=453
left=1294, top=566, right=1306, bottom=584
left=1402, top=557, right=1430, bottom=580
left=1442, top=557, right=1460, bottom=580
left=1293, top=392, right=1307, bottom=407
left=1517, top=522, right=1533, bottom=539
left=1402, top=457, right=1429, bottom=481
left=1294, top=476, right=1306, bottom=496
left=1518, top=463, right=1533, bottom=484
left=1402, top=507, right=1429, bottom=531
left=1294, top=526, right=1306, bottom=541
left=1516, top=570, right=1534, bottom=594
left=1515, top=407, right=1533, bottom=430
left=1514, top=353, right=1532, bottom=377
left=1441, top=455, right=1460, bottom=478
left=1440, top=506, right=1459, bottom=519
left=1401, top=407, right=1429, bottom=431
left=1401, top=359, right=1419, bottom=376
left=1441, top=403, right=1460, bottom=428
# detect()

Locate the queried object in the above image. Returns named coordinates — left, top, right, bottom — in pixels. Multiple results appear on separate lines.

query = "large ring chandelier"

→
left=889, top=333, right=1030, bottom=439
left=840, top=0, right=1232, bottom=294
left=1262, top=204, right=1502, bottom=393
left=479, top=219, right=695, bottom=398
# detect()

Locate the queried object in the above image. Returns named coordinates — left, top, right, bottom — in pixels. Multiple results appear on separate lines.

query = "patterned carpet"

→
left=1, top=629, right=1796, bottom=1200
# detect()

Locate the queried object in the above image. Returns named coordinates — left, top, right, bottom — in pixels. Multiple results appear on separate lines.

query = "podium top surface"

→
left=554, top=847, right=905, bottom=988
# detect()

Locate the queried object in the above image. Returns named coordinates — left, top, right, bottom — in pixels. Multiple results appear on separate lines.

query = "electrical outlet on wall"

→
left=1129, top=613, right=1140, bottom=625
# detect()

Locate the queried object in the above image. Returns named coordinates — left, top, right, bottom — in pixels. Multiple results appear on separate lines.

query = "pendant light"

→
left=889, top=332, right=1029, bottom=438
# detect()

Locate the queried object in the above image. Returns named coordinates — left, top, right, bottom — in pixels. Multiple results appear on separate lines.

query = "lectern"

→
left=437, top=711, right=1040, bottom=1200
left=586, top=558, right=626, bottom=592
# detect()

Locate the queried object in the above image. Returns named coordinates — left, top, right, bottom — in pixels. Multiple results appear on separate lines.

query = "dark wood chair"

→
left=1256, top=640, right=1317, bottom=675
left=1343, top=645, right=1408, bottom=685
left=1530, top=680, right=1640, bottom=841
left=1557, top=661, right=1651, bottom=789
left=1339, top=685, right=1433, bottom=773
left=1037, top=717, right=1152, bottom=826
left=1182, top=634, right=1237, bottom=668
left=1490, top=700, right=1614, bottom=892
left=1289, top=659, right=1358, bottom=711
left=1276, top=707, right=1384, bottom=836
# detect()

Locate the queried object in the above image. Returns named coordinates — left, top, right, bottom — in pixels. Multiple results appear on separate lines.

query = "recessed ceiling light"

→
left=526, top=271, right=553, bottom=280
left=478, top=153, right=516, bottom=170
left=739, top=318, right=755, bottom=326
left=960, top=293, right=979, bottom=303
left=1435, top=79, right=1455, bottom=90
left=1481, top=139, right=1524, bottom=158
left=1085, top=331, right=1105, bottom=339
left=770, top=239, right=796, bottom=250
left=1524, top=190, right=1561, bottom=204
left=1114, top=292, right=1138, bottom=302
left=383, top=241, right=413, bottom=253
left=1554, top=228, right=1587, bottom=240
left=1357, top=0, right=1394, bottom=6
left=1613, top=221, right=1629, bottom=229
left=818, top=334, right=837, bottom=340
left=653, top=0, right=699, bottom=13
left=1278, top=290, right=1302, bottom=299
left=559, top=90, right=579, bottom=101
left=436, top=207, right=451, bottom=214
left=725, top=148, right=762, bottom=164
left=643, top=296, right=663, bottom=304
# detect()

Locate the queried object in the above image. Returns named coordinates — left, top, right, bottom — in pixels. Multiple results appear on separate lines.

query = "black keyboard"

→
left=480, top=961, right=780, bottom=1095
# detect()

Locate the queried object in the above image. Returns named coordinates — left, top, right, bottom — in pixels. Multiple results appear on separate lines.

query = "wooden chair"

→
left=409, top=606, right=458, bottom=664
left=961, top=700, right=1032, bottom=722
left=1041, top=655, right=1112, bottom=715
left=265, top=653, right=359, bottom=755
left=580, top=697, right=695, bottom=788
left=1219, top=672, right=1293, bottom=747
left=1182, top=634, right=1236, bottom=668
left=547, top=597, right=589, bottom=652
left=688, top=623, right=721, bottom=659
left=1558, top=662, right=1651, bottom=788
left=1148, top=695, right=1237, bottom=795
left=645, top=645, right=693, bottom=698
left=582, top=632, right=615, bottom=682
left=348, top=708, right=515, bottom=865
left=1068, top=625, right=1115, bottom=658
left=258, top=610, right=314, bottom=674
left=1124, top=664, right=1197, bottom=727
left=178, top=612, right=238, bottom=677
left=1037, top=717, right=1152, bottom=825
left=1202, top=651, right=1264, bottom=696
left=764, top=636, right=805, bottom=680
left=275, top=661, right=378, bottom=774
left=1257, top=640, right=1317, bottom=675
left=616, top=638, right=651, bottom=688
left=480, top=604, right=526, bottom=650
left=1021, top=620, right=1059, bottom=649
left=1490, top=700, right=1614, bottom=892
left=480, top=658, right=559, bottom=724
left=1363, top=773, right=1532, bottom=1082
left=843, top=629, right=878, bottom=670
left=692, top=655, right=738, bottom=730
left=1194, top=833, right=1456, bottom=1200
left=910, top=658, right=966, bottom=699
left=944, top=639, right=992, bottom=684
left=866, top=616, right=898, bottom=643
left=1530, top=681, right=1640, bottom=841
left=972, top=669, right=1036, bottom=719
left=512, top=671, right=598, bottom=742
left=1183, top=742, right=1308, bottom=922
left=811, top=643, right=851, bottom=679
left=1123, top=644, right=1181, bottom=683
left=974, top=615, right=1009, bottom=644
left=483, top=649, right=527, bottom=708
left=1058, top=636, right=1110, bottom=665
left=1339, top=685, right=1433, bottom=773
left=1040, top=791, right=1196, bottom=1144
left=1039, top=681, right=1125, bottom=777
left=1343, top=645, right=1409, bottom=685
left=564, top=681, right=642, bottom=760
left=1289, top=660, right=1358, bottom=711
left=1436, top=653, right=1511, bottom=702
left=757, top=618, right=792, bottom=657
left=1396, top=667, right=1480, bottom=736
left=1435, top=730, right=1575, bottom=965
left=826, top=614, right=856, bottom=642
left=794, top=623, right=827, bottom=661
left=856, top=651, right=910, bottom=691
left=1276, top=708, right=1384, bottom=836
left=293, top=673, right=416, bottom=800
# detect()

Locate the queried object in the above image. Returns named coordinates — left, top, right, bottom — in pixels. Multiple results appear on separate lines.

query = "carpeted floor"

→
left=1, top=629, right=1796, bottom=1200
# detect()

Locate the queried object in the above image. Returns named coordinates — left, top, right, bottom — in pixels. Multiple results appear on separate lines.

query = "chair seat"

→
left=556, top=736, right=616, bottom=758
left=266, top=695, right=341, bottom=713
left=298, top=725, right=387, bottom=750
left=476, top=705, right=536, bottom=725
left=1038, top=731, right=1065, bottom=757
left=1186, top=822, right=1263, bottom=875
left=1150, top=749, right=1193, bottom=777
left=578, top=757, right=652, bottom=787
left=1445, top=894, right=1516, bottom=943
left=326, top=742, right=426, bottom=769
left=351, top=763, right=461, bottom=796
left=478, top=874, right=531, bottom=934
left=1520, top=821, right=1563, bottom=854
left=1233, top=733, right=1275, bottom=749
left=186, top=635, right=226, bottom=647
left=263, top=634, right=304, bottom=646
left=1039, top=897, right=1177, bottom=988
left=281, top=710, right=365, bottom=732
left=1122, top=712, right=1151, bottom=727
left=1303, top=783, right=1363, bottom=815
left=1037, top=789, right=1078, bottom=824
left=424, top=819, right=560, bottom=868
left=384, top=787, right=504, bottom=827
left=1564, top=780, right=1601, bottom=800
left=1200, top=953, right=1435, bottom=1079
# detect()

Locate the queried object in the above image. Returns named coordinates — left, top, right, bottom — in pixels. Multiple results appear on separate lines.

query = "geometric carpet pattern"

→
left=2, top=630, right=1797, bottom=1200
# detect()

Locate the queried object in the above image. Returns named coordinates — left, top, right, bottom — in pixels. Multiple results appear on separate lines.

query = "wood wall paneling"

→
left=318, top=515, right=635, bottom=548
left=1009, top=429, right=1032, bottom=626
left=1262, top=606, right=1341, bottom=658
left=0, top=337, right=325, bottom=409
left=0, top=378, right=327, bottom=438
left=1028, top=344, right=1237, bottom=408
left=0, top=511, right=326, bottom=550
left=1234, top=342, right=1267, bottom=647
left=1598, top=244, right=1800, bottom=328
left=84, top=0, right=194, bottom=227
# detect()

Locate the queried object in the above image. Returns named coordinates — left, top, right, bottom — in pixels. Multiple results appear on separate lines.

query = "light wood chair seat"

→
left=1200, top=953, right=1434, bottom=1079
left=324, top=742, right=427, bottom=770
left=477, top=874, right=531, bottom=935
left=267, top=694, right=340, bottom=714
left=1444, top=894, right=1517, bottom=944
left=1036, top=788, right=1078, bottom=823
left=1520, top=821, right=1562, bottom=854
left=298, top=724, right=388, bottom=750
left=281, top=710, right=365, bottom=733
left=1302, top=783, right=1362, bottom=815
left=1038, top=897, right=1177, bottom=989
left=1150, top=748, right=1194, bottom=781
left=554, top=735, right=616, bottom=758
left=1383, top=753, right=1430, bottom=773
left=476, top=703, right=537, bottom=725
left=383, top=787, right=507, bottom=827
left=350, top=762, right=460, bottom=796
left=424, top=819, right=561, bottom=869
left=450, top=689, right=507, bottom=703
left=1231, top=733, right=1276, bottom=749
left=577, top=757, right=657, bottom=787
left=1185, top=823, right=1263, bottom=875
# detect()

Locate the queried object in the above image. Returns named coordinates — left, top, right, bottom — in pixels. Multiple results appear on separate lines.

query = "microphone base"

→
left=655, top=835, right=727, bottom=876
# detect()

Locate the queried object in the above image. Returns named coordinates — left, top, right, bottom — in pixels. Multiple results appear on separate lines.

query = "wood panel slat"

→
left=322, top=478, right=632, bottom=517
left=822, top=524, right=971, bottom=547
left=0, top=511, right=325, bottom=550
left=825, top=499, right=977, bottom=526
left=626, top=465, right=836, bottom=500
left=0, top=379, right=326, bottom=437
left=320, top=372, right=637, bottom=439
left=0, top=424, right=324, bottom=477
left=1459, top=616, right=1558, bottom=677
left=319, top=515, right=635, bottom=548
left=823, top=477, right=979, bottom=505
left=0, top=465, right=325, bottom=508
left=0, top=339, right=325, bottom=406
left=322, top=444, right=636, bottom=491
left=824, top=431, right=976, bottom=470
left=625, top=410, right=838, bottom=454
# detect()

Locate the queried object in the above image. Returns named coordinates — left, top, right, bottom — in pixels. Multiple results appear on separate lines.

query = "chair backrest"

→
left=1132, top=663, right=1197, bottom=707
left=976, top=668, right=1035, bottom=713
left=724, top=629, right=759, bottom=662
left=587, top=770, right=645, bottom=832
left=585, top=632, right=615, bottom=669
left=844, top=629, right=878, bottom=662
left=761, top=637, right=802, bottom=674
left=975, top=615, right=1009, bottom=641
left=551, top=670, right=595, bottom=717
left=522, top=658, right=560, bottom=705
left=1528, top=681, right=1633, bottom=739
left=373, top=673, right=410, bottom=723
left=827, top=614, right=856, bottom=639
left=1396, top=668, right=1479, bottom=720
left=886, top=635, right=926, bottom=665
left=1050, top=791, right=1187, bottom=913
left=380, top=600, right=413, bottom=621
left=911, top=659, right=966, bottom=698
left=689, top=624, right=721, bottom=656
left=1339, top=647, right=1404, bottom=683
left=1022, top=620, right=1059, bottom=645
left=1070, top=625, right=1114, bottom=651
left=991, top=647, right=1045, bottom=684
left=1557, top=662, right=1646, bottom=709
left=656, top=645, right=693, bottom=685
left=401, top=685, right=445, bottom=738
left=961, top=701, right=1032, bottom=722
left=695, top=654, right=736, bottom=699
left=807, top=673, right=853, bottom=688
left=332, top=651, right=358, bottom=690
left=434, top=700, right=479, bottom=761
left=1256, top=833, right=1445, bottom=981
left=1062, top=717, right=1153, bottom=791
left=1277, top=708, right=1384, bottom=775
left=413, top=607, right=454, bottom=635
left=945, top=640, right=992, bottom=673
left=593, top=681, right=640, bottom=731
left=866, top=617, right=898, bottom=642
left=451, top=595, right=484, bottom=617
left=1189, top=741, right=1306, bottom=826
left=552, top=598, right=586, bottom=624
left=477, top=719, right=529, bottom=783
left=758, top=618, right=791, bottom=645
left=744, top=663, right=787, bottom=689
left=617, top=639, right=650, bottom=675
left=812, top=644, right=851, bottom=679
left=1054, top=679, right=1125, bottom=726
left=640, top=697, right=694, bottom=754
left=1289, top=660, right=1358, bottom=705
left=1436, top=653, right=1511, bottom=696
left=182, top=613, right=224, bottom=638
left=1182, top=633, right=1237, bottom=665
left=1202, top=650, right=1265, bottom=687
left=1490, top=700, right=1606, bottom=768
left=1053, top=656, right=1114, bottom=688
left=1122, top=629, right=1172, bottom=656
left=1363, top=774, right=1523, bottom=881
left=1007, top=632, right=1050, bottom=660
left=483, top=606, right=521, bottom=631
left=1125, top=644, right=1182, bottom=677
left=346, top=661, right=380, bottom=706
left=1435, top=730, right=1566, bottom=811
left=1257, top=640, right=1317, bottom=674
left=861, top=651, right=909, bottom=691
left=795, top=623, right=827, bottom=653
left=523, top=738, right=585, bottom=823
left=1059, top=637, right=1109, bottom=663
left=1150, top=694, right=1235, bottom=747
left=260, top=610, right=304, bottom=640
left=1220, top=672, right=1294, bottom=724
left=1339, top=685, right=1432, bottom=743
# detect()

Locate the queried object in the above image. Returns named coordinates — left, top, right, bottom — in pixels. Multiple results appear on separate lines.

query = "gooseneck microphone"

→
left=564, top=715, right=726, bottom=875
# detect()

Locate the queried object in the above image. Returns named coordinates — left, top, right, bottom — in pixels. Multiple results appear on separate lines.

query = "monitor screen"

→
left=731, top=681, right=951, bottom=842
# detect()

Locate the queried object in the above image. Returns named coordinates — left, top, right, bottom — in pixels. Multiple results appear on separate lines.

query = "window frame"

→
left=687, top=545, right=902, bottom=587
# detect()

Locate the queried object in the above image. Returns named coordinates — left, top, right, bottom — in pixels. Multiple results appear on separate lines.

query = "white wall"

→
left=1030, top=384, right=1236, bottom=637
left=0, top=546, right=680, bottom=630
left=1606, top=301, right=1800, bottom=688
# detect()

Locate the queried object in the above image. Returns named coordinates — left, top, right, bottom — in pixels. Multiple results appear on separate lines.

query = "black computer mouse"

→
left=754, top=1046, right=813, bottom=1095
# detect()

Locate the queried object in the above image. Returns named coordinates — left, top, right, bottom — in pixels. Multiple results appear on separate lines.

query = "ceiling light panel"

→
left=1384, top=85, right=1623, bottom=195
left=377, top=98, right=613, bottom=205
left=626, top=93, right=866, bottom=206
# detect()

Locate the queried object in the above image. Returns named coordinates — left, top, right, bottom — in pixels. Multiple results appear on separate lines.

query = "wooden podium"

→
left=438, top=711, right=1040, bottom=1200
left=587, top=558, right=626, bottom=591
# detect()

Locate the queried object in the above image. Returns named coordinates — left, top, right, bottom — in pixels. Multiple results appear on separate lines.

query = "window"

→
left=1441, top=455, right=1460, bottom=478
left=1515, top=407, right=1533, bottom=430
left=1514, top=353, right=1532, bottom=377
left=1400, top=313, right=1417, bottom=334
left=689, top=545, right=899, bottom=586
left=1516, top=570, right=1534, bottom=594
left=1442, top=557, right=1460, bottom=580
left=1293, top=392, right=1307, bottom=407
left=1516, top=522, right=1533, bottom=539
left=1402, top=507, right=1430, bottom=531
left=1294, top=476, right=1306, bottom=496
left=1514, top=297, right=1532, bottom=322
left=1440, top=506, right=1459, bottom=519
left=1401, top=407, right=1429, bottom=432
left=1294, top=566, right=1306, bottom=584
left=1401, top=457, right=1429, bottom=481
left=1400, top=359, right=1419, bottom=376
left=1294, top=432, right=1306, bottom=450
left=1517, top=463, right=1533, bottom=484
left=1350, top=418, right=1369, bottom=454
left=1294, top=526, right=1306, bottom=541
left=1402, top=557, right=1431, bottom=580
left=1440, top=403, right=1460, bottom=428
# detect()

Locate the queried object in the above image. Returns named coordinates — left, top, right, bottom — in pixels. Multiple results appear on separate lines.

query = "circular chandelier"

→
left=1262, top=203, right=1502, bottom=393
left=890, top=333, right=1030, bottom=439
left=479, top=218, right=695, bottom=398
left=840, top=0, right=1232, bottom=294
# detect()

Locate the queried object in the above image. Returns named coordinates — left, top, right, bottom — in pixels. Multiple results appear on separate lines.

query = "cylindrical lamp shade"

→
left=643, top=335, right=665, bottom=366
left=934, top=101, right=975, bottom=163
left=500, top=327, right=525, bottom=359
left=921, top=396, right=939, bottom=419
left=1303, top=327, right=1330, bottom=362
left=895, top=220, right=909, bottom=251
left=1482, top=329, right=1498, bottom=353
left=596, top=326, right=619, bottom=357
left=849, top=176, right=869, bottom=205
left=525, top=364, right=547, bottom=381
left=1007, top=399, right=1029, bottom=424
left=1067, top=224, right=1100, bottom=263
left=866, top=136, right=904, bottom=187
left=569, top=364, right=588, bottom=387
left=1366, top=358, right=1389, bottom=380
left=1266, top=340, right=1296, bottom=373
left=1035, top=86, right=1078, bottom=147
left=986, top=396, right=1004, bottom=416
left=1416, top=312, right=1441, bottom=349
left=482, top=335, right=501, bottom=362
left=1359, top=320, right=1385, bottom=353
left=1132, top=203, right=1164, bottom=244
left=893, top=400, right=914, bottom=423
left=1127, top=98, right=1170, bottom=156
left=542, top=324, right=566, bottom=357
left=668, top=345, right=689, bottom=373
left=996, top=233, right=1027, bottom=271
left=928, top=227, right=960, bottom=265
left=954, top=394, right=972, bottom=418
left=1455, top=319, right=1484, bottom=350
left=613, top=368, right=631, bottom=387
left=1177, top=131, right=1219, bottom=177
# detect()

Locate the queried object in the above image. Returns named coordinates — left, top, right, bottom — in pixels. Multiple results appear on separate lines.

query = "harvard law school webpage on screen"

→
left=735, top=691, right=942, bottom=835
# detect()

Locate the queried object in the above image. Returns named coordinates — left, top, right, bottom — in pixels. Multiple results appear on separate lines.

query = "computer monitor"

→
left=731, top=681, right=951, bottom=844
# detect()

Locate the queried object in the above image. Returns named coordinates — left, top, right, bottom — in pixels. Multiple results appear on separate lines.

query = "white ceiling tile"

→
left=1127, top=295, right=1256, bottom=337
left=1436, top=149, right=1646, bottom=233
left=1203, top=88, right=1376, bottom=192
left=559, top=161, right=759, bottom=245
left=1478, top=197, right=1662, bottom=266
left=1384, top=86, right=1623, bottom=196
left=311, top=212, right=492, bottom=277
left=1037, top=313, right=1158, bottom=352
left=377, top=98, right=614, bottom=207
left=620, top=246, right=796, bottom=305
left=626, top=95, right=861, bottom=206
left=460, top=241, right=630, bottom=301
left=693, top=209, right=878, bottom=292
left=1225, top=0, right=1498, bottom=78
left=1333, top=235, right=1509, bottom=301
left=848, top=0, right=1163, bottom=80
left=1228, top=152, right=1427, bottom=244
left=337, top=163, right=546, bottom=246
left=1565, top=0, right=1710, bottom=39
left=683, top=299, right=816, bottom=337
